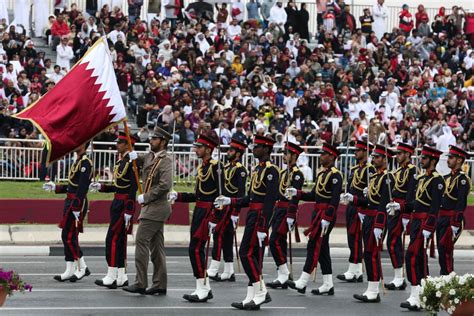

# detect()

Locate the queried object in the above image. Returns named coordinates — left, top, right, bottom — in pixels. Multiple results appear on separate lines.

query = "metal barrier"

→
left=1, top=138, right=473, bottom=186
left=9, top=1, right=472, bottom=43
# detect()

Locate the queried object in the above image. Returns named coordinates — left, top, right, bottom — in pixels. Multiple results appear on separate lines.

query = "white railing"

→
left=8, top=1, right=473, bottom=42
left=1, top=138, right=473, bottom=185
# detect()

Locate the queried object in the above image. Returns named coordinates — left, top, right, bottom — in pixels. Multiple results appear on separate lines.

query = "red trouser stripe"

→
left=247, top=226, right=259, bottom=281
left=275, top=235, right=285, bottom=264
left=410, top=242, right=417, bottom=284
left=354, top=219, right=360, bottom=263
left=311, top=234, right=322, bottom=272
left=67, top=220, right=78, bottom=260
left=195, top=238, right=203, bottom=278
left=371, top=245, right=377, bottom=280
left=389, top=233, right=398, bottom=267
left=111, top=231, right=119, bottom=267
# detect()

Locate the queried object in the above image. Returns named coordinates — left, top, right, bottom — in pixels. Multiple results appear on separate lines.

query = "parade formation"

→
left=40, top=128, right=470, bottom=312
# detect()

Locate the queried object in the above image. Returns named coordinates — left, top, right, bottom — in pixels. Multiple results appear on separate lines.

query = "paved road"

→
left=1, top=253, right=470, bottom=315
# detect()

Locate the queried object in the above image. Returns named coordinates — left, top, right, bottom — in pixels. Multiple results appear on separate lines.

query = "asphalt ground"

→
left=1, top=251, right=472, bottom=316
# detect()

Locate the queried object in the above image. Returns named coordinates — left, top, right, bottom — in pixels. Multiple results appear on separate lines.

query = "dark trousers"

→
left=386, top=213, right=404, bottom=269
left=61, top=199, right=83, bottom=261
left=239, top=211, right=264, bottom=283
left=405, top=218, right=428, bottom=286
left=212, top=215, right=234, bottom=263
left=362, top=216, right=382, bottom=282
left=105, top=200, right=127, bottom=268
left=269, top=207, right=288, bottom=267
left=346, top=204, right=363, bottom=264
left=436, top=215, right=457, bottom=276
left=302, top=210, right=335, bottom=275
left=189, top=207, right=210, bottom=278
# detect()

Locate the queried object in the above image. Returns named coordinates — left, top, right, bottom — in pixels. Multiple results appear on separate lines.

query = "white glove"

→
left=373, top=228, right=383, bottom=242
left=128, top=151, right=138, bottom=161
left=363, top=187, right=368, bottom=197
left=72, top=211, right=81, bottom=220
left=214, top=195, right=231, bottom=208
left=257, top=231, right=267, bottom=247
left=451, top=225, right=459, bottom=236
left=287, top=218, right=295, bottom=231
left=341, top=193, right=354, bottom=203
left=231, top=215, right=239, bottom=228
left=358, top=213, right=366, bottom=223
left=208, top=221, right=217, bottom=234
left=43, top=181, right=56, bottom=192
left=137, top=194, right=145, bottom=205
left=167, top=190, right=178, bottom=203
left=386, top=202, right=401, bottom=216
left=402, top=218, right=409, bottom=232
left=285, top=187, right=297, bottom=199
left=321, top=219, right=330, bottom=235
left=89, top=182, right=102, bottom=192
left=422, top=230, right=431, bottom=242
left=124, top=213, right=132, bottom=226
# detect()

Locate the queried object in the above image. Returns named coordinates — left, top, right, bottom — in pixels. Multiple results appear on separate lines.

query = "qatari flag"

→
left=14, top=38, right=126, bottom=165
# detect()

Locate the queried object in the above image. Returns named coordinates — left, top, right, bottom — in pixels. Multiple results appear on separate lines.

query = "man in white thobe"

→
left=372, top=0, right=388, bottom=39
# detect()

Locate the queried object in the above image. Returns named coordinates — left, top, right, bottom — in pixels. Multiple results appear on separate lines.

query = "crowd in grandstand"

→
left=0, top=0, right=473, bottom=178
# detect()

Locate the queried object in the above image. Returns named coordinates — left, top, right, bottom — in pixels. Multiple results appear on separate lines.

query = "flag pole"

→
left=123, top=120, right=143, bottom=194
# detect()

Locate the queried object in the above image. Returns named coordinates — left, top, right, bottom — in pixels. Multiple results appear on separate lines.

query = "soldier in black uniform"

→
left=286, top=142, right=342, bottom=296
left=342, top=144, right=395, bottom=303
left=207, top=138, right=248, bottom=282
left=43, top=142, right=93, bottom=282
left=338, top=140, right=374, bottom=283
left=384, top=143, right=417, bottom=290
left=400, top=145, right=444, bottom=311
left=167, top=133, right=224, bottom=303
left=91, top=132, right=139, bottom=289
left=215, top=134, right=279, bottom=310
left=437, top=146, right=470, bottom=276
left=266, top=141, right=305, bottom=289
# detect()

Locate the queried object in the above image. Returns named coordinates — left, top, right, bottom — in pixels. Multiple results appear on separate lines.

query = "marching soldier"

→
left=207, top=138, right=248, bottom=282
left=90, top=132, right=139, bottom=289
left=384, top=143, right=416, bottom=290
left=215, top=135, right=279, bottom=310
left=337, top=140, right=374, bottom=283
left=266, top=141, right=305, bottom=289
left=123, top=126, right=172, bottom=295
left=437, top=146, right=470, bottom=275
left=167, top=133, right=224, bottom=302
left=400, top=145, right=444, bottom=311
left=286, top=142, right=342, bottom=296
left=43, top=142, right=93, bottom=282
left=342, top=144, right=394, bottom=303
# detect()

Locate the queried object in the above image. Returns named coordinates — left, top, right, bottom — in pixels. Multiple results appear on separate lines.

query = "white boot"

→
left=357, top=263, right=363, bottom=276
left=313, top=274, right=334, bottom=295
left=338, top=263, right=363, bottom=282
left=244, top=281, right=271, bottom=309
left=117, top=268, right=128, bottom=287
left=361, top=281, right=380, bottom=301
left=70, top=257, right=90, bottom=282
left=54, top=261, right=75, bottom=281
left=231, top=285, right=254, bottom=309
left=276, top=264, right=290, bottom=284
left=183, top=278, right=213, bottom=302
left=103, top=267, right=117, bottom=285
left=387, top=268, right=406, bottom=289
left=289, top=271, right=311, bottom=293
left=219, top=262, right=235, bottom=281
left=195, top=278, right=212, bottom=299
left=405, top=285, right=421, bottom=308
left=207, top=259, right=220, bottom=278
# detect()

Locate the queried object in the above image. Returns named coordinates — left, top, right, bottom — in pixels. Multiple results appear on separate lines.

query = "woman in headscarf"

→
left=194, top=32, right=210, bottom=56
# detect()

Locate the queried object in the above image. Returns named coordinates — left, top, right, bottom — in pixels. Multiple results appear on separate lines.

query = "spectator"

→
left=246, top=0, right=261, bottom=21
left=359, top=8, right=373, bottom=35
left=297, top=3, right=310, bottom=41
left=269, top=2, right=286, bottom=30
left=51, top=14, right=70, bottom=50
left=56, top=37, right=74, bottom=71
left=231, top=0, right=245, bottom=23
left=373, top=0, right=388, bottom=39
left=399, top=4, right=414, bottom=36
left=415, top=4, right=429, bottom=29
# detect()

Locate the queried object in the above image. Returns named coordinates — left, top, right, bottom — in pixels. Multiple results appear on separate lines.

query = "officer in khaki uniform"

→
left=123, top=126, right=173, bottom=295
